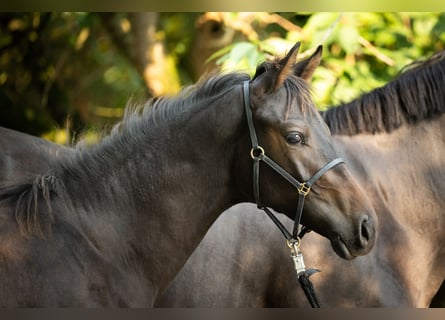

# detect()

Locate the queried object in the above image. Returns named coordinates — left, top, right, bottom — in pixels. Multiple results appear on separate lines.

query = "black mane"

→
left=112, top=71, right=250, bottom=134
left=323, top=50, right=445, bottom=135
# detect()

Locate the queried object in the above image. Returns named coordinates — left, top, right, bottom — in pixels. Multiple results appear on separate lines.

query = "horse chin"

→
left=330, top=236, right=355, bottom=260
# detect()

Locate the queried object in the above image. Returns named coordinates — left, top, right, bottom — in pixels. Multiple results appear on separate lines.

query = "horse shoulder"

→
left=0, top=213, right=152, bottom=306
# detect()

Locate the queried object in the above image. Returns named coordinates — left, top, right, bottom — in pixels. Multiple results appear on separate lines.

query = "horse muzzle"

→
left=330, top=211, right=377, bottom=260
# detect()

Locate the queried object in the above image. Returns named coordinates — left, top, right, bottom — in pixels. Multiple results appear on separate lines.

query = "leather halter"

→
left=242, top=80, right=345, bottom=241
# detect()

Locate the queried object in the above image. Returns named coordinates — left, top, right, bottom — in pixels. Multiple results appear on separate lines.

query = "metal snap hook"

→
left=286, top=237, right=301, bottom=250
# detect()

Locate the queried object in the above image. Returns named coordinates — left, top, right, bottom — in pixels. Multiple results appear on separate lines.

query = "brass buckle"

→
left=298, top=182, right=311, bottom=196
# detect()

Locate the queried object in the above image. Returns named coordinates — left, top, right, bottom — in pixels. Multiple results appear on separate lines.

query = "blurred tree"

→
left=98, top=12, right=184, bottom=96
left=0, top=13, right=147, bottom=141
left=204, top=12, right=445, bottom=109
left=1, top=12, right=445, bottom=144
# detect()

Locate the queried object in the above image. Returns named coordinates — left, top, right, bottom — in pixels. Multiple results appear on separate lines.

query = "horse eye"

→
left=285, top=132, right=305, bottom=145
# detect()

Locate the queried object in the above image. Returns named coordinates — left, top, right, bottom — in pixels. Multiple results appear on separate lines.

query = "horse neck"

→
left=333, top=114, right=445, bottom=306
left=59, top=89, right=246, bottom=296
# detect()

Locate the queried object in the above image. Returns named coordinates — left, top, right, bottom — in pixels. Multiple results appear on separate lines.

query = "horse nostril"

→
left=359, top=215, right=372, bottom=246
left=361, top=218, right=370, bottom=242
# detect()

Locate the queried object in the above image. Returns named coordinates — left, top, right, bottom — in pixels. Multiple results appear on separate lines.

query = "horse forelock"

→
left=252, top=59, right=315, bottom=118
left=323, top=50, right=445, bottom=135
left=281, top=76, right=314, bottom=122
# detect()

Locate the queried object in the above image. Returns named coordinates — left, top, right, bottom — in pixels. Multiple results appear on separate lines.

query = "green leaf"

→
left=228, top=42, right=258, bottom=63
left=218, top=42, right=262, bottom=73
left=206, top=44, right=234, bottom=64
left=304, top=12, right=341, bottom=33
left=338, top=25, right=359, bottom=54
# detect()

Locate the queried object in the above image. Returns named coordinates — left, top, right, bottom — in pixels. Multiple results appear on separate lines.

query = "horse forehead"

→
left=259, top=97, right=318, bottom=126
left=258, top=95, right=301, bottom=120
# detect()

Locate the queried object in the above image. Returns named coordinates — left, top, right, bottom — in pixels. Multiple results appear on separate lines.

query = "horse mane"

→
left=0, top=175, right=59, bottom=238
left=323, top=50, right=445, bottom=135
left=113, top=71, right=251, bottom=134
left=0, top=71, right=252, bottom=238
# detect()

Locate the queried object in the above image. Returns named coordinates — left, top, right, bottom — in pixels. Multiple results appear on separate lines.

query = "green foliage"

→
left=2, top=12, right=445, bottom=143
left=0, top=13, right=145, bottom=140
left=212, top=12, right=445, bottom=109
left=210, top=42, right=266, bottom=75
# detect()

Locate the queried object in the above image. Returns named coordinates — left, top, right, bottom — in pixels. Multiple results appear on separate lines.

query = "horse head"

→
left=236, top=42, right=377, bottom=259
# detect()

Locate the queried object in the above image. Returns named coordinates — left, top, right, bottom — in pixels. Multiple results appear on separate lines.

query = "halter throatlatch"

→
left=242, top=81, right=344, bottom=308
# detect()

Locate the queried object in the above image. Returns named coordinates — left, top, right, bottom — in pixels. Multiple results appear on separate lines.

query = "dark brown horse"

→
left=156, top=49, right=445, bottom=307
left=0, top=43, right=376, bottom=306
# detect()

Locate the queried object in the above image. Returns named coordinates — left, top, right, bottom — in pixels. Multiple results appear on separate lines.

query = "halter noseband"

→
left=242, top=80, right=344, bottom=242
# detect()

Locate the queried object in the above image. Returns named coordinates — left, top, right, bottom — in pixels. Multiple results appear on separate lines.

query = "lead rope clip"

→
left=287, top=238, right=321, bottom=308
left=287, top=238, right=306, bottom=274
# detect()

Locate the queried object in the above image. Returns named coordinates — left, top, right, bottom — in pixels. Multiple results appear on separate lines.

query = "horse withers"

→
left=156, top=49, right=445, bottom=307
left=0, top=42, right=376, bottom=306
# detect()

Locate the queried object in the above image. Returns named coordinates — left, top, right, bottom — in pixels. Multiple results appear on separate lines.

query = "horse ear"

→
left=293, top=45, right=323, bottom=82
left=250, top=42, right=301, bottom=97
